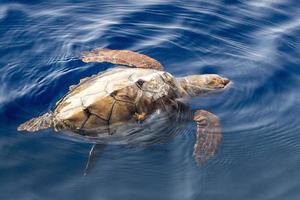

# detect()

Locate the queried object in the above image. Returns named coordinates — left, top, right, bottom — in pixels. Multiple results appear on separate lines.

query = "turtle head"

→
left=178, top=74, right=230, bottom=97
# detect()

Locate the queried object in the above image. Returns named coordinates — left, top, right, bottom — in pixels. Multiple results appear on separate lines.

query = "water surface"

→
left=1, top=0, right=300, bottom=199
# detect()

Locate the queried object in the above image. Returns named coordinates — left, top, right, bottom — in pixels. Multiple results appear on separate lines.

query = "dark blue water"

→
left=1, top=0, right=300, bottom=199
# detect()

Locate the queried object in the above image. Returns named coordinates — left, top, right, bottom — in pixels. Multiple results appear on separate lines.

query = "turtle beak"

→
left=222, top=78, right=230, bottom=87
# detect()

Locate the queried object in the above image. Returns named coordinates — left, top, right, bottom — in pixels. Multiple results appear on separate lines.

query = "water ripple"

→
left=1, top=0, right=300, bottom=199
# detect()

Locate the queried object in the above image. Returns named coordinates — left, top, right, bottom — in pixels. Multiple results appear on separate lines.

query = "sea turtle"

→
left=17, top=49, right=230, bottom=174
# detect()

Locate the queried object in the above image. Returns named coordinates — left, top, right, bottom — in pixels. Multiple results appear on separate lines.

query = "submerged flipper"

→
left=17, top=112, right=53, bottom=132
left=81, top=49, right=164, bottom=70
left=84, top=144, right=106, bottom=176
left=193, top=110, right=222, bottom=165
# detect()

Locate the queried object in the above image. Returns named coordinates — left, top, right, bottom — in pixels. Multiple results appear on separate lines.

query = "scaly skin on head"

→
left=177, top=74, right=230, bottom=97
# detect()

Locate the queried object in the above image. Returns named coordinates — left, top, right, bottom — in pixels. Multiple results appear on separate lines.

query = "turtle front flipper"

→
left=17, top=112, right=53, bottom=132
left=81, top=49, right=164, bottom=70
left=193, top=110, right=222, bottom=165
left=84, top=144, right=106, bottom=176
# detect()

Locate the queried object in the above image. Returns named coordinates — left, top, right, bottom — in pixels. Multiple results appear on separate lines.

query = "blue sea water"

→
left=1, top=0, right=300, bottom=199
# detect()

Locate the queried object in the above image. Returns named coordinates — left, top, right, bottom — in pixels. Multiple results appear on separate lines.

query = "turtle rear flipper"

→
left=84, top=144, right=106, bottom=176
left=193, top=110, right=222, bottom=165
left=17, top=112, right=53, bottom=132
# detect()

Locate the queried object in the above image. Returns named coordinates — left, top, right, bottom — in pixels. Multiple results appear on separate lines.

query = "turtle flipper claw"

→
left=193, top=110, right=222, bottom=165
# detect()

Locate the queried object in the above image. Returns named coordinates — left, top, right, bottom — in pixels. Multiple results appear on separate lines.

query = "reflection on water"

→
left=1, top=0, right=300, bottom=199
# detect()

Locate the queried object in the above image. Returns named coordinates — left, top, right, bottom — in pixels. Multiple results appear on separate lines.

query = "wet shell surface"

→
left=53, top=67, right=179, bottom=133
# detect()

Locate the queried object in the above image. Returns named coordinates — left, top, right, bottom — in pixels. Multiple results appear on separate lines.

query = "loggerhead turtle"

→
left=17, top=49, right=230, bottom=174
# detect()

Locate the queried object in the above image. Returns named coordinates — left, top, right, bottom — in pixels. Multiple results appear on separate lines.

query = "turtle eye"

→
left=136, top=79, right=145, bottom=87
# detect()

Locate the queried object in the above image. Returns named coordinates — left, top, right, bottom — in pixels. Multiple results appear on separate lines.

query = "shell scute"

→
left=109, top=101, right=136, bottom=124
left=136, top=94, right=155, bottom=114
left=85, top=96, right=115, bottom=121
left=62, top=109, right=87, bottom=129
left=83, top=115, right=108, bottom=129
left=110, top=85, right=139, bottom=103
